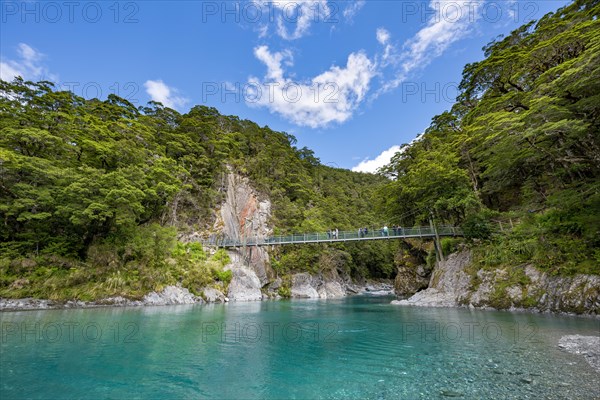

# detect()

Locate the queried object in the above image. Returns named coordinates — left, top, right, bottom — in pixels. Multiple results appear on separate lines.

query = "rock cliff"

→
left=392, top=251, right=600, bottom=315
left=215, top=171, right=275, bottom=286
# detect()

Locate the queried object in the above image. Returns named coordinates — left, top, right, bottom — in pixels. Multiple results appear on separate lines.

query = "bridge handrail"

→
left=206, top=225, right=463, bottom=247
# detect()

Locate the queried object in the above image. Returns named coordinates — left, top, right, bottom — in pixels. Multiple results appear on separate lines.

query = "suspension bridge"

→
left=205, top=225, right=463, bottom=248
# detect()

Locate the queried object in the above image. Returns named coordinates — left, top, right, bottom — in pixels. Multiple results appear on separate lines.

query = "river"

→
left=1, top=295, right=599, bottom=399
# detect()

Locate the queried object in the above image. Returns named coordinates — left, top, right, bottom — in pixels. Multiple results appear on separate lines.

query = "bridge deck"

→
left=206, top=226, right=462, bottom=248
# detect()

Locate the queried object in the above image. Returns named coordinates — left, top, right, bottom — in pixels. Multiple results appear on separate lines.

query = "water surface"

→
left=1, top=296, right=599, bottom=399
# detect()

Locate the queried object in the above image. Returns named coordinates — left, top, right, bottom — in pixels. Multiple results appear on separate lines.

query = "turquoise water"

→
left=1, top=295, right=599, bottom=399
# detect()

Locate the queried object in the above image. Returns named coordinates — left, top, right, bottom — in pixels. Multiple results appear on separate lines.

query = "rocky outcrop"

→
left=201, top=287, right=228, bottom=303
left=318, top=281, right=346, bottom=299
left=141, top=285, right=203, bottom=305
left=289, top=273, right=351, bottom=299
left=226, top=266, right=262, bottom=301
left=394, top=264, right=431, bottom=298
left=391, top=288, right=457, bottom=307
left=216, top=171, right=275, bottom=285
left=520, top=266, right=600, bottom=314
left=392, top=252, right=472, bottom=308
left=392, top=251, right=600, bottom=314
left=558, top=335, right=600, bottom=373
left=291, top=273, right=320, bottom=298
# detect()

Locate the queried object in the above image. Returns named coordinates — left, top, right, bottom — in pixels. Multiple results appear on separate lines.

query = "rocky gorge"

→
left=2, top=171, right=598, bottom=316
left=392, top=251, right=600, bottom=315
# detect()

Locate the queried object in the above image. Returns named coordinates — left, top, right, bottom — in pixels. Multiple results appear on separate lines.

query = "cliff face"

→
left=393, top=251, right=600, bottom=315
left=214, top=171, right=275, bottom=289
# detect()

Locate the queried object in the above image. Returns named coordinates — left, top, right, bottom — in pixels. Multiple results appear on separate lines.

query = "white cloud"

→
left=248, top=45, right=375, bottom=128
left=376, top=28, right=390, bottom=45
left=253, top=0, right=331, bottom=40
left=372, top=0, right=483, bottom=98
left=257, top=24, right=269, bottom=38
left=143, top=80, right=188, bottom=110
left=0, top=43, right=56, bottom=81
left=352, top=145, right=401, bottom=173
left=401, top=0, right=483, bottom=73
left=254, top=46, right=293, bottom=81
left=0, top=62, right=24, bottom=82
left=245, top=0, right=487, bottom=127
left=343, top=0, right=365, bottom=22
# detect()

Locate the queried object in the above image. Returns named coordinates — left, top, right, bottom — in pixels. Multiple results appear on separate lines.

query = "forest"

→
left=379, top=0, right=599, bottom=276
left=0, top=76, right=397, bottom=299
left=0, top=0, right=598, bottom=300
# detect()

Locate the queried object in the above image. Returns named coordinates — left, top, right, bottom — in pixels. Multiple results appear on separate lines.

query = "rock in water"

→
left=318, top=281, right=346, bottom=299
left=390, top=288, right=458, bottom=308
left=226, top=266, right=262, bottom=301
left=202, top=287, right=228, bottom=303
left=291, top=273, right=319, bottom=298
left=440, top=389, right=463, bottom=397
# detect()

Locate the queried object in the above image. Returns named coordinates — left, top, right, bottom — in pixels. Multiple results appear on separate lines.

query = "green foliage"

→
left=272, top=241, right=403, bottom=279
left=277, top=285, right=292, bottom=298
left=441, top=238, right=463, bottom=255
left=461, top=212, right=494, bottom=240
left=213, top=269, right=232, bottom=284
left=426, top=249, right=437, bottom=269
left=211, top=249, right=231, bottom=267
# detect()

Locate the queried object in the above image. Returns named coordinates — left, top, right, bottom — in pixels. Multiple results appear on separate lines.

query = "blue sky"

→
left=1, top=0, right=570, bottom=171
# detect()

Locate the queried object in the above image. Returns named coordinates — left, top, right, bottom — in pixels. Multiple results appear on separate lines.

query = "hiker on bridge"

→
left=383, top=225, right=389, bottom=236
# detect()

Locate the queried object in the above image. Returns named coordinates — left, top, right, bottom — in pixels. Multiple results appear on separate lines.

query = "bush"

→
left=441, top=238, right=463, bottom=255
left=462, top=212, right=493, bottom=240
left=213, top=269, right=232, bottom=284
left=278, top=286, right=291, bottom=298
left=211, top=249, right=230, bottom=267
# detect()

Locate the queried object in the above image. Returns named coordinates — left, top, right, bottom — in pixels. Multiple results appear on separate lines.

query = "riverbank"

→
left=0, top=280, right=394, bottom=312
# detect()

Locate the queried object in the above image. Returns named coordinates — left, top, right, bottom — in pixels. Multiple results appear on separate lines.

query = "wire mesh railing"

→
left=205, top=225, right=463, bottom=248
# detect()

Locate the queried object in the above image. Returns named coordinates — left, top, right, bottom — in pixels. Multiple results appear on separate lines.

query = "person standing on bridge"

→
left=335, top=228, right=339, bottom=239
left=383, top=225, right=389, bottom=236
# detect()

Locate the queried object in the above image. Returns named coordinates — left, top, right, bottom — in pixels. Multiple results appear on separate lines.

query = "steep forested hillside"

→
left=378, top=0, right=599, bottom=276
left=0, top=78, right=394, bottom=300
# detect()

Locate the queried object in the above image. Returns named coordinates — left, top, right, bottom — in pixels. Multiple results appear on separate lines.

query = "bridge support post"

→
left=429, top=216, right=445, bottom=263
